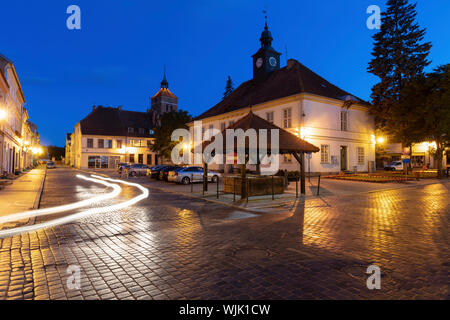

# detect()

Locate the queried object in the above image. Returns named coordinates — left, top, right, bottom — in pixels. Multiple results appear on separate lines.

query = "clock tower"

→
left=252, top=16, right=281, bottom=82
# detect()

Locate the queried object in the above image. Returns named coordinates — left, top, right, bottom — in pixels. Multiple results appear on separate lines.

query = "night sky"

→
left=2, top=0, right=449, bottom=146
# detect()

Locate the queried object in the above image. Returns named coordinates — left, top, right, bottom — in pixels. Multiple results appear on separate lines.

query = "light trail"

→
left=0, top=175, right=121, bottom=224
left=0, top=175, right=149, bottom=239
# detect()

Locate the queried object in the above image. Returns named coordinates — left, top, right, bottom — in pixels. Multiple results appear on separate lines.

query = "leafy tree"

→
left=151, top=110, right=192, bottom=163
left=223, top=76, right=234, bottom=99
left=397, top=65, right=450, bottom=178
left=47, top=146, right=65, bottom=161
left=368, top=0, right=432, bottom=127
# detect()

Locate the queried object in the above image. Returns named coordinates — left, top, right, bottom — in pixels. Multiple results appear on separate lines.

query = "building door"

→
left=340, top=146, right=348, bottom=171
left=155, top=155, right=159, bottom=165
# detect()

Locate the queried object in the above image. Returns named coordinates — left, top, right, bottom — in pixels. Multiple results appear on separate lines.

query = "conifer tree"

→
left=223, top=76, right=234, bottom=99
left=368, top=0, right=432, bottom=126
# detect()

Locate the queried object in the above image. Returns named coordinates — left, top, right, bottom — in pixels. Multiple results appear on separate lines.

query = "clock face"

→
left=269, top=57, right=277, bottom=67
left=256, top=58, right=263, bottom=68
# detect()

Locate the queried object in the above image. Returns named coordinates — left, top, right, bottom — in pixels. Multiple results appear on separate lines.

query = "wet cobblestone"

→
left=0, top=168, right=448, bottom=299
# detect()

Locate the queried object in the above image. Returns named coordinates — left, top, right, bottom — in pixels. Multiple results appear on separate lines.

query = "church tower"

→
left=150, top=66, right=178, bottom=115
left=252, top=15, right=281, bottom=82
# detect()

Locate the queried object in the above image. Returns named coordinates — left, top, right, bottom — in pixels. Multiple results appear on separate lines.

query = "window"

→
left=128, top=127, right=134, bottom=133
left=220, top=123, right=226, bottom=131
left=283, top=154, right=292, bottom=163
left=138, top=154, right=144, bottom=164
left=283, top=108, right=292, bottom=128
left=98, top=139, right=104, bottom=148
left=88, top=156, right=99, bottom=168
left=321, top=145, right=330, bottom=164
left=341, top=111, right=348, bottom=131
left=149, top=129, right=154, bottom=135
left=357, top=147, right=365, bottom=165
left=147, top=154, right=152, bottom=165
left=266, top=111, right=274, bottom=124
left=147, top=140, right=153, bottom=148
left=138, top=128, right=145, bottom=134
left=129, top=154, right=135, bottom=163
left=117, top=140, right=123, bottom=149
left=107, top=140, right=113, bottom=149
left=87, top=138, right=93, bottom=148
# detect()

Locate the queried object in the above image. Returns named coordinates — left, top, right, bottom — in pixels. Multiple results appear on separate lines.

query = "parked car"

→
left=46, top=161, right=56, bottom=169
left=159, top=166, right=181, bottom=181
left=149, top=165, right=167, bottom=179
left=128, top=164, right=149, bottom=177
left=173, top=166, right=221, bottom=184
left=384, top=161, right=404, bottom=171
left=167, top=167, right=187, bottom=182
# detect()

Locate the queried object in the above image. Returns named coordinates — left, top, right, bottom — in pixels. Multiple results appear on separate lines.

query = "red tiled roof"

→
left=152, top=88, right=177, bottom=99
left=195, top=59, right=369, bottom=120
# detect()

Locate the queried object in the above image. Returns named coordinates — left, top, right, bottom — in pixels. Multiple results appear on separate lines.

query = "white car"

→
left=384, top=161, right=404, bottom=171
left=169, top=166, right=221, bottom=184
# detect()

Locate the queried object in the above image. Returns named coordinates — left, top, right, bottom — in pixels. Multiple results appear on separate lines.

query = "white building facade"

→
left=189, top=22, right=375, bottom=174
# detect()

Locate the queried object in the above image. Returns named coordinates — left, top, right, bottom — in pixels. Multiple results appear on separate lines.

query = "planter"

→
left=224, top=175, right=285, bottom=196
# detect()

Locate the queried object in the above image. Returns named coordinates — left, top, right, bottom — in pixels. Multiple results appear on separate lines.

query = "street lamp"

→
left=377, top=137, right=385, bottom=144
left=0, top=109, right=6, bottom=121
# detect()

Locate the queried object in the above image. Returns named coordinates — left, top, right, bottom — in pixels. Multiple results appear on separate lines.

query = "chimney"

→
left=287, top=59, right=297, bottom=69
left=92, top=105, right=96, bottom=112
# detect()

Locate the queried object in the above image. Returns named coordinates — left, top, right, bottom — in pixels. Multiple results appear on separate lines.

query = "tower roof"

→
left=260, top=15, right=274, bottom=49
left=160, top=65, right=169, bottom=89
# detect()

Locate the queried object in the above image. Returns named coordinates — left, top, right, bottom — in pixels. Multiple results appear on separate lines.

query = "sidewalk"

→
left=0, top=167, right=46, bottom=228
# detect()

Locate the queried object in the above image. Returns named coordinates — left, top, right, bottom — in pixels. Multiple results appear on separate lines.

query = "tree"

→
left=151, top=110, right=192, bottom=163
left=368, top=0, right=432, bottom=127
left=397, top=65, right=450, bottom=178
left=223, top=76, right=234, bottom=99
left=47, top=146, right=65, bottom=161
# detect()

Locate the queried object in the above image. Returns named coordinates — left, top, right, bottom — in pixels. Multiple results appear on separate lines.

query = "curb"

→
left=27, top=167, right=47, bottom=226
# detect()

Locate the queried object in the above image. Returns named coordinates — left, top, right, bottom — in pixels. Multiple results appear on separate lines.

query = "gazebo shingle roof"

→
left=201, top=111, right=319, bottom=154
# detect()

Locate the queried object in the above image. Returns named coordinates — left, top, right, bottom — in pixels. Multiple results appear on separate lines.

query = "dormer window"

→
left=138, top=128, right=145, bottom=134
left=128, top=127, right=134, bottom=133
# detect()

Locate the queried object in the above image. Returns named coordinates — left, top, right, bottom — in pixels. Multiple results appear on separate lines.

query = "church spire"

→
left=160, top=65, right=169, bottom=89
left=260, top=12, right=273, bottom=49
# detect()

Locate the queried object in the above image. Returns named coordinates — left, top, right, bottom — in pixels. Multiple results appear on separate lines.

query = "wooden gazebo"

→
left=200, top=111, right=319, bottom=197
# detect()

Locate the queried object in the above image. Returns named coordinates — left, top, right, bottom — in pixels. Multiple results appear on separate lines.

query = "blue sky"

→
left=2, top=0, right=449, bottom=146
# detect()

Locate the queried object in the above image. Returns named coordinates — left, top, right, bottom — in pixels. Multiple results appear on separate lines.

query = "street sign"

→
left=402, top=158, right=410, bottom=164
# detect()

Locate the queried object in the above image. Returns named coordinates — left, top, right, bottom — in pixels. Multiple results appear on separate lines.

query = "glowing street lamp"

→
left=0, top=109, right=6, bottom=121
left=377, top=137, right=385, bottom=144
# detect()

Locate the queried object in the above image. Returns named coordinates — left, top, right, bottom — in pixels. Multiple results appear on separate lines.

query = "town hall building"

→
left=189, top=19, right=376, bottom=174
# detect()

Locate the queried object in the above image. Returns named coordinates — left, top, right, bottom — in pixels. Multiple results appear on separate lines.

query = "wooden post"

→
left=203, top=162, right=208, bottom=193
left=271, top=175, right=274, bottom=200
left=216, top=175, right=219, bottom=199
left=292, top=152, right=306, bottom=195
left=191, top=173, right=193, bottom=193
left=296, top=176, right=298, bottom=198
left=300, top=152, right=305, bottom=195
left=240, top=164, right=247, bottom=200
left=317, top=174, right=321, bottom=196
left=233, top=177, right=236, bottom=202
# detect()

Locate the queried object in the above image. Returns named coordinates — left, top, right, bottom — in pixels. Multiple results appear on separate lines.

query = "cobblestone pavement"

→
left=0, top=168, right=448, bottom=300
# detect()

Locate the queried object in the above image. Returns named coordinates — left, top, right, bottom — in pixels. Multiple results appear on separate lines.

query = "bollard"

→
left=272, top=175, right=274, bottom=201
left=317, top=174, right=321, bottom=196
left=216, top=176, right=219, bottom=199
left=233, top=177, right=236, bottom=202
left=191, top=174, right=193, bottom=193
left=246, top=178, right=249, bottom=203
left=296, top=177, right=299, bottom=199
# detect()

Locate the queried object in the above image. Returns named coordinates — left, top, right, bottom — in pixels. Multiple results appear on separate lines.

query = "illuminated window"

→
left=106, top=140, right=113, bottom=149
left=283, top=108, right=292, bottom=128
left=98, top=139, right=104, bottom=149
left=321, top=145, right=330, bottom=164
left=283, top=154, right=292, bottom=163
left=341, top=111, right=348, bottom=131
left=357, top=147, right=365, bottom=165
left=266, top=111, right=274, bottom=124
left=116, top=140, right=122, bottom=149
